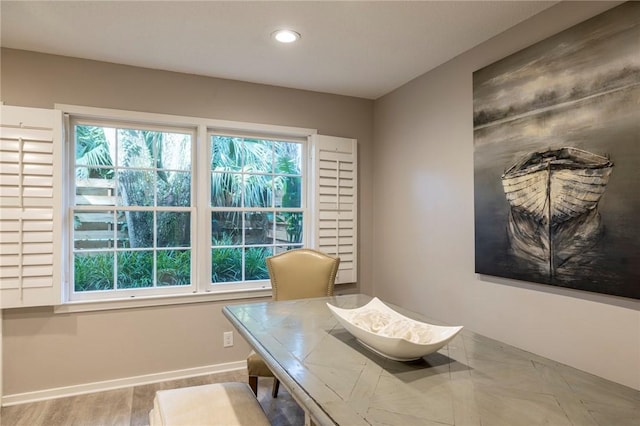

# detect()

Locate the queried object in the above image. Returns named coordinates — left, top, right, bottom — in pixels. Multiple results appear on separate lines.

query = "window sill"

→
left=54, top=287, right=273, bottom=314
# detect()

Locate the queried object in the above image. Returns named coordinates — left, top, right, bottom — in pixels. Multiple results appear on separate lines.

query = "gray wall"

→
left=373, top=1, right=639, bottom=390
left=0, top=48, right=373, bottom=395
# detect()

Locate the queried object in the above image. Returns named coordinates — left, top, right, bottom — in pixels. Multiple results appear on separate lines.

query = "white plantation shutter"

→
left=0, top=105, right=62, bottom=308
left=310, top=135, right=357, bottom=284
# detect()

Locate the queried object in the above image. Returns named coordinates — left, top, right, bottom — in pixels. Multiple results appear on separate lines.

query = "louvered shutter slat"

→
left=23, top=164, right=54, bottom=175
left=0, top=105, right=62, bottom=308
left=23, top=243, right=54, bottom=254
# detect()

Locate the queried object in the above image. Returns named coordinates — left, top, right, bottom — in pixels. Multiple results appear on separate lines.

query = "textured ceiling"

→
left=1, top=1, right=558, bottom=99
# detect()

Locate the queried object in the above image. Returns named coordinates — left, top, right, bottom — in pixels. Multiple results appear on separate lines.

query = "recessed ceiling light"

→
left=272, top=29, right=301, bottom=43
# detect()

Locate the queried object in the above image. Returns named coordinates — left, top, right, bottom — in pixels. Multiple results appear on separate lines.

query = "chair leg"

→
left=271, top=378, right=280, bottom=398
left=249, top=375, right=258, bottom=396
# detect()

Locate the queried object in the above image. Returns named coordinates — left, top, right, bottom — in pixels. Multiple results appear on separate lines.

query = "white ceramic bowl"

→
left=327, top=297, right=463, bottom=361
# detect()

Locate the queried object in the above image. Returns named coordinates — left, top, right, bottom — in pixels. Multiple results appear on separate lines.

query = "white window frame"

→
left=56, top=104, right=317, bottom=310
left=67, top=117, right=198, bottom=302
left=206, top=130, right=308, bottom=292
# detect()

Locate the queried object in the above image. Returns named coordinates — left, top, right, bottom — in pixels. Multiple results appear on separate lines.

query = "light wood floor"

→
left=1, top=369, right=305, bottom=426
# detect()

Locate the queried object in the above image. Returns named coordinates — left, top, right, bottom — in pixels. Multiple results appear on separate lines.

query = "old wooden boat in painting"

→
left=501, top=147, right=613, bottom=277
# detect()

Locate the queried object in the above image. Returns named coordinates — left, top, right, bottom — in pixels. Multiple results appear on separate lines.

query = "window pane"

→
left=115, top=211, right=128, bottom=248
left=75, top=175, right=116, bottom=206
left=244, top=139, right=272, bottom=173
left=157, top=250, right=190, bottom=286
left=245, top=247, right=271, bottom=281
left=273, top=246, right=297, bottom=254
left=75, top=125, right=115, bottom=175
left=211, top=247, right=242, bottom=283
left=159, top=133, right=191, bottom=171
left=118, top=170, right=154, bottom=206
left=212, top=136, right=242, bottom=169
left=245, top=212, right=272, bottom=245
left=118, top=211, right=153, bottom=248
left=117, top=250, right=153, bottom=288
left=278, top=212, right=303, bottom=244
left=274, top=142, right=301, bottom=175
left=279, top=176, right=301, bottom=208
left=244, top=176, right=272, bottom=208
left=158, top=171, right=191, bottom=207
left=74, top=252, right=114, bottom=291
left=74, top=210, right=117, bottom=250
left=212, top=211, right=241, bottom=245
left=157, top=212, right=190, bottom=247
left=116, top=129, right=154, bottom=168
left=211, top=172, right=241, bottom=207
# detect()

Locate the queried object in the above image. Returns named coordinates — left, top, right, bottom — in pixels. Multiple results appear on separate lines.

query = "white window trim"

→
left=56, top=104, right=315, bottom=139
left=54, top=287, right=273, bottom=314
left=55, top=104, right=317, bottom=312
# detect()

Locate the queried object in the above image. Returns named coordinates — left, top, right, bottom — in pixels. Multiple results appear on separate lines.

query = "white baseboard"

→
left=1, top=361, right=246, bottom=407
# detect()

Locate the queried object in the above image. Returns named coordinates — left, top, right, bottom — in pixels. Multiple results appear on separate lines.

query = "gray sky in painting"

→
left=473, top=3, right=640, bottom=113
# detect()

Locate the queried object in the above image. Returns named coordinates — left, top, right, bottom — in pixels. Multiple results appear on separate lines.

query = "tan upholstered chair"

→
left=247, top=248, right=340, bottom=397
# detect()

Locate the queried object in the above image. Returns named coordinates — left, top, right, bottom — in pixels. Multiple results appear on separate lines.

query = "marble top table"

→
left=223, top=294, right=639, bottom=426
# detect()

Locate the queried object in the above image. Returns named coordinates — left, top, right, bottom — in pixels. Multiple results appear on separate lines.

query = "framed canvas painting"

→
left=473, top=2, right=639, bottom=299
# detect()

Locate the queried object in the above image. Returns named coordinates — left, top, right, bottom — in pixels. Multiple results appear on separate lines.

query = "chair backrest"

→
left=267, top=249, right=340, bottom=301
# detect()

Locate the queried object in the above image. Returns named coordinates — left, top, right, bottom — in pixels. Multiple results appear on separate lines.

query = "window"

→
left=209, top=135, right=304, bottom=284
left=54, top=105, right=356, bottom=306
left=71, top=120, right=195, bottom=300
